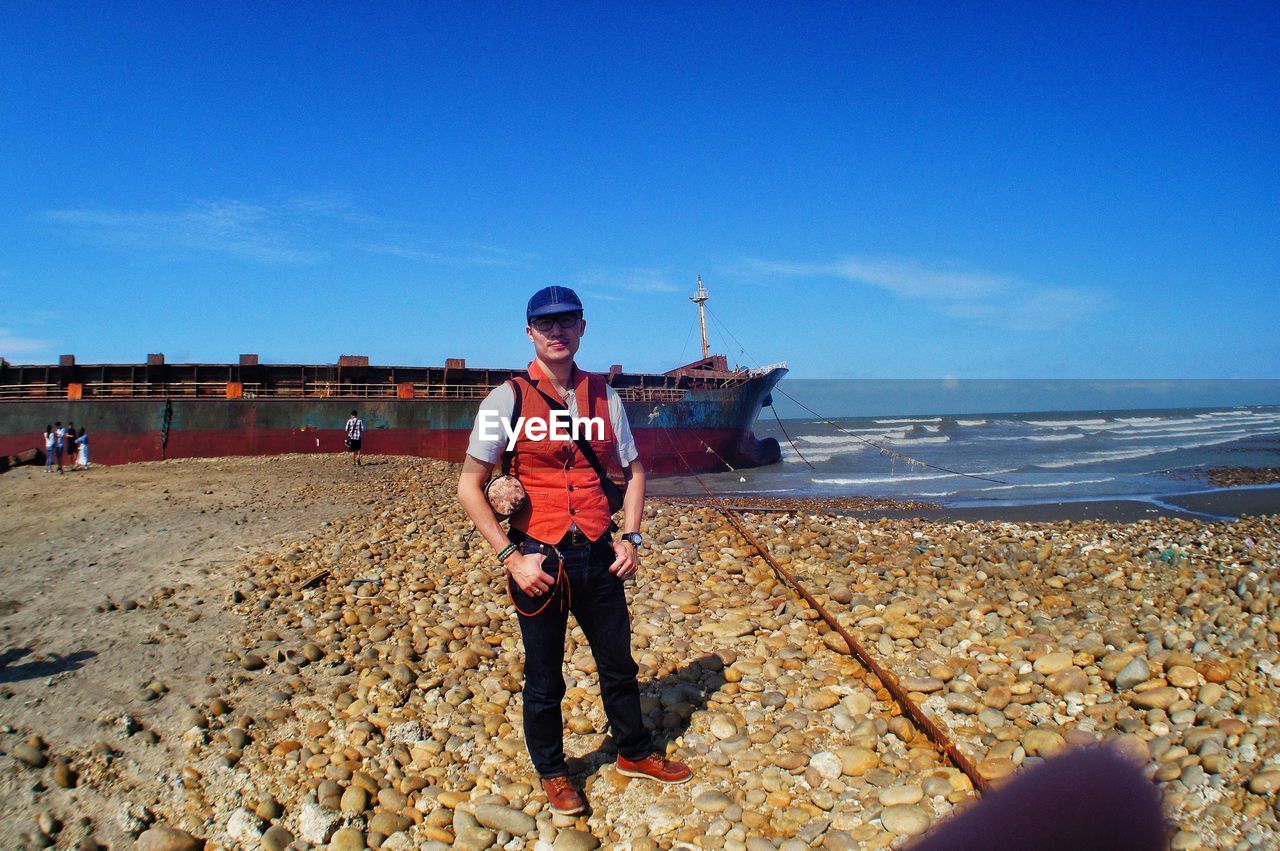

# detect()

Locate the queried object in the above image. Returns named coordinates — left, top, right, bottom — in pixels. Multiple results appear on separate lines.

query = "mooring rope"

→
left=654, top=416, right=990, bottom=795
left=773, top=387, right=1009, bottom=486
left=704, top=303, right=1008, bottom=485
left=769, top=403, right=815, bottom=469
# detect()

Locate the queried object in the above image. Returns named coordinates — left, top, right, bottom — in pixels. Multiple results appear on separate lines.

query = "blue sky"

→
left=2, top=2, right=1276, bottom=378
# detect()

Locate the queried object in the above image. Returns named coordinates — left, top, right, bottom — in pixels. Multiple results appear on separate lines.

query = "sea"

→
left=655, top=401, right=1280, bottom=509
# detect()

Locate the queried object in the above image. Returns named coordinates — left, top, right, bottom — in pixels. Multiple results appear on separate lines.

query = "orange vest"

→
left=509, top=361, right=617, bottom=543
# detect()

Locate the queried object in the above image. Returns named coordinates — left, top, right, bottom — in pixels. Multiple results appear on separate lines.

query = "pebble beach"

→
left=2, top=456, right=1280, bottom=850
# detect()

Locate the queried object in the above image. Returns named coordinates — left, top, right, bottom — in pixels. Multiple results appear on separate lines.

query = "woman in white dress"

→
left=75, top=428, right=90, bottom=469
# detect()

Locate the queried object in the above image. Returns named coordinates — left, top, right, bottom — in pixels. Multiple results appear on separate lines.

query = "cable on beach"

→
left=774, top=387, right=1010, bottom=486
left=654, top=415, right=992, bottom=796
left=770, top=403, right=816, bottom=469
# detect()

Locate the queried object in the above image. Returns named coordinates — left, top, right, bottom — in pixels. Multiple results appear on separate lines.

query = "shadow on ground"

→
left=565, top=652, right=726, bottom=785
left=0, top=647, right=97, bottom=683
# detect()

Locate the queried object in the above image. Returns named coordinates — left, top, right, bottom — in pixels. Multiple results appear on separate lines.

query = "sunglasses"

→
left=529, top=312, right=583, bottom=332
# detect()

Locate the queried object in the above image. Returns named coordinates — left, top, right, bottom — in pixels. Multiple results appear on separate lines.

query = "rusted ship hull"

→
left=0, top=369, right=784, bottom=475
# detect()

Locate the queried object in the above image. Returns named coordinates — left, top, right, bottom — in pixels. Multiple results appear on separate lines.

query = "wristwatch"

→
left=620, top=532, right=643, bottom=547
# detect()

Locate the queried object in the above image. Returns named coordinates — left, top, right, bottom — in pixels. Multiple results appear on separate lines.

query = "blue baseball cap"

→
left=526, top=285, right=584, bottom=321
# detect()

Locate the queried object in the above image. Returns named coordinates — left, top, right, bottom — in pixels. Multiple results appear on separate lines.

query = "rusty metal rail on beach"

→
left=656, top=423, right=991, bottom=796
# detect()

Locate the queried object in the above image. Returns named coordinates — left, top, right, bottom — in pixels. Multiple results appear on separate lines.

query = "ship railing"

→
left=614, top=387, right=689, bottom=402
left=0, top=383, right=59, bottom=399
left=1, top=382, right=703, bottom=402
left=411, top=384, right=493, bottom=399
left=298, top=382, right=398, bottom=398
left=747, top=361, right=788, bottom=376
left=80, top=381, right=262, bottom=398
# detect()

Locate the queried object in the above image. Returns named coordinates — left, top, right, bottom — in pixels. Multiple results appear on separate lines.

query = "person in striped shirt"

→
left=344, top=410, right=365, bottom=466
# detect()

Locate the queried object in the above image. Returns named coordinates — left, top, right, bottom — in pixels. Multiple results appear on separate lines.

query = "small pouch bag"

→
left=485, top=378, right=528, bottom=518
left=483, top=473, right=527, bottom=518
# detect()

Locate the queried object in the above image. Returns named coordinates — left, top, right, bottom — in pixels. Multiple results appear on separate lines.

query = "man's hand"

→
left=609, top=541, right=639, bottom=579
left=508, top=551, right=555, bottom=596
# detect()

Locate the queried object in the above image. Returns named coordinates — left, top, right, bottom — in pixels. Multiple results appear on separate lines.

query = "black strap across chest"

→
left=508, top=370, right=613, bottom=485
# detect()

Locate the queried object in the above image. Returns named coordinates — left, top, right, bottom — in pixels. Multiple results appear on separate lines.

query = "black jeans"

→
left=508, top=534, right=653, bottom=778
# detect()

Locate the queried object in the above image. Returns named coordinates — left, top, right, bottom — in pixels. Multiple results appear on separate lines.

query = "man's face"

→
left=527, top=311, right=585, bottom=366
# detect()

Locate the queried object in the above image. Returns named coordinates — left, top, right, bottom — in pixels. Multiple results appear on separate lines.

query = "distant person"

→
left=53, top=421, right=66, bottom=473
left=345, top=410, right=365, bottom=466
left=65, top=421, right=76, bottom=470
left=44, top=425, right=56, bottom=473
left=74, top=428, right=89, bottom=470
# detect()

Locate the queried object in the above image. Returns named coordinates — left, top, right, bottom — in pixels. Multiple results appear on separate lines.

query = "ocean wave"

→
left=800, top=431, right=908, bottom=443
left=924, top=425, right=941, bottom=433
left=956, top=419, right=987, bottom=427
left=1197, top=410, right=1254, bottom=418
left=1113, top=428, right=1251, bottom=442
left=1036, top=433, right=1253, bottom=469
left=874, top=417, right=942, bottom=424
left=983, top=434, right=1084, bottom=442
left=785, top=453, right=834, bottom=464
left=882, top=435, right=951, bottom=445
left=1037, top=449, right=1164, bottom=468
left=1114, top=416, right=1278, bottom=434
left=781, top=443, right=869, bottom=462
left=972, top=477, right=1116, bottom=492
left=1024, top=418, right=1108, bottom=428
left=814, top=472, right=959, bottom=485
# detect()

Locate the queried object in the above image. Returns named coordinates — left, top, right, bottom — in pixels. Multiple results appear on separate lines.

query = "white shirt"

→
left=467, top=380, right=638, bottom=468
left=346, top=417, right=364, bottom=439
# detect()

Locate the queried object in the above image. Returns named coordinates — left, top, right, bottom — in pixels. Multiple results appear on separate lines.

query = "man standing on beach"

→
left=456, top=285, right=690, bottom=816
left=344, top=410, right=364, bottom=466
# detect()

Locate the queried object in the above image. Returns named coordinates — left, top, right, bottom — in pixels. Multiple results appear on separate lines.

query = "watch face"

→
left=626, top=533, right=643, bottom=546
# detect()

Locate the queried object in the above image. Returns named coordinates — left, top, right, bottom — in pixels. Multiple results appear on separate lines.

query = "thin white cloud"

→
left=575, top=267, right=683, bottom=297
left=577, top=289, right=627, bottom=302
left=44, top=199, right=326, bottom=264
left=351, top=241, right=528, bottom=268
left=0, top=328, right=52, bottom=358
left=43, top=196, right=531, bottom=272
left=733, top=255, right=1104, bottom=330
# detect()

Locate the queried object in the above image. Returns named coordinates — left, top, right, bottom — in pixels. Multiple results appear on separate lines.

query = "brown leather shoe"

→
left=616, top=753, right=692, bottom=784
left=541, top=775, right=585, bottom=815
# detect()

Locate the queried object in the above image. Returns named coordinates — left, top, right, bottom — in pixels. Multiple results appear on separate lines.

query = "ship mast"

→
left=690, top=275, right=711, bottom=360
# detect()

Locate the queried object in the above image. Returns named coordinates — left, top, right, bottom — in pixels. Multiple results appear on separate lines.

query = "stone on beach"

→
left=1115, top=656, right=1150, bottom=690
left=13, top=455, right=1276, bottom=851
left=881, top=804, right=931, bottom=836
left=134, top=826, right=202, bottom=851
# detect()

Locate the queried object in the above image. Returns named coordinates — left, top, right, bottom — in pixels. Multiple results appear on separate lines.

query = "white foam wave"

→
left=814, top=473, right=958, bottom=485
left=874, top=417, right=942, bottom=424
left=1197, top=410, right=1253, bottom=418
left=782, top=444, right=870, bottom=463
left=883, top=435, right=951, bottom=445
left=981, top=433, right=1084, bottom=442
left=924, top=425, right=941, bottom=433
left=1024, top=418, right=1108, bottom=428
left=973, top=477, right=1116, bottom=492
left=1113, top=428, right=1250, bottom=442
left=1036, top=432, right=1253, bottom=469
left=1114, top=416, right=1279, bottom=435
left=956, top=419, right=987, bottom=427
left=800, top=432, right=907, bottom=444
